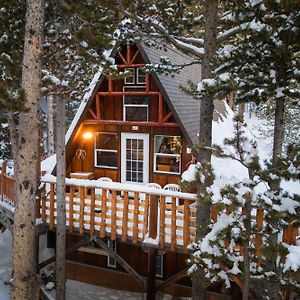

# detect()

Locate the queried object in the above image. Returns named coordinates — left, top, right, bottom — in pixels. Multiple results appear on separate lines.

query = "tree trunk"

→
left=55, top=96, right=66, bottom=300
left=11, top=0, right=44, bottom=299
left=270, top=97, right=285, bottom=190
left=47, top=94, right=55, bottom=156
left=193, top=1, right=218, bottom=299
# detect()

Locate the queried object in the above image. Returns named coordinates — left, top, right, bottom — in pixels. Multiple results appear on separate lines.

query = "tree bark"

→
left=47, top=94, right=55, bottom=156
left=11, top=0, right=44, bottom=299
left=270, top=97, right=285, bottom=190
left=55, top=96, right=66, bottom=300
left=193, top=1, right=218, bottom=299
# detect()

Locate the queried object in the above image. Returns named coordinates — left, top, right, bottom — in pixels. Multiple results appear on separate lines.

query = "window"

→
left=154, top=135, right=181, bottom=174
left=155, top=254, right=164, bottom=278
left=124, top=68, right=134, bottom=84
left=137, top=68, right=146, bottom=84
left=123, top=87, right=148, bottom=122
left=107, top=240, right=117, bottom=268
left=95, top=133, right=118, bottom=169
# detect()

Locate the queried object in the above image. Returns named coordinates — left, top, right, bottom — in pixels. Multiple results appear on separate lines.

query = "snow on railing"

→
left=40, top=175, right=197, bottom=251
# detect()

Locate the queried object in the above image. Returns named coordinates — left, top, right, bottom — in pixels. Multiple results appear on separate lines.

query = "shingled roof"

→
left=65, top=39, right=226, bottom=149
left=137, top=41, right=201, bottom=146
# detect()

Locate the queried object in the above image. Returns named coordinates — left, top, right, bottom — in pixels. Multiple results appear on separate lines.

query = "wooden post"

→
left=143, top=194, right=150, bottom=237
left=183, top=199, right=190, bottom=249
left=41, top=189, right=46, bottom=222
left=69, top=187, right=74, bottom=233
left=159, top=196, right=165, bottom=249
left=147, top=247, right=157, bottom=300
left=158, top=94, right=163, bottom=123
left=108, top=77, right=113, bottom=93
left=79, top=187, right=85, bottom=234
left=100, top=190, right=107, bottom=238
left=133, top=192, right=139, bottom=244
left=147, top=195, right=159, bottom=300
left=111, top=190, right=117, bottom=240
left=90, top=189, right=95, bottom=236
left=171, top=197, right=176, bottom=251
left=122, top=191, right=129, bottom=242
left=127, top=43, right=131, bottom=64
left=96, top=94, right=101, bottom=120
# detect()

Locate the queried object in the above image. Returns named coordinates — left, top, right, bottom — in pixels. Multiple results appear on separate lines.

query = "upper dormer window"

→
left=124, top=68, right=146, bottom=85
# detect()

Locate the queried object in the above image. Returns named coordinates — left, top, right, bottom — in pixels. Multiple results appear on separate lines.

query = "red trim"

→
left=127, top=44, right=131, bottom=64
left=118, top=64, right=145, bottom=68
left=98, top=91, right=160, bottom=96
left=89, top=109, right=97, bottom=120
left=162, top=111, right=173, bottom=123
left=158, top=94, right=163, bottom=122
left=83, top=120, right=179, bottom=127
left=96, top=94, right=101, bottom=120
left=130, top=50, right=139, bottom=65
left=118, top=52, right=127, bottom=65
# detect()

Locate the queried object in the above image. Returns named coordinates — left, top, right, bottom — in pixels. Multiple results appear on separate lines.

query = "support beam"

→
left=96, top=94, right=101, bottom=120
left=117, top=52, right=127, bottom=65
left=155, top=267, right=189, bottom=292
left=88, top=109, right=97, bottom=120
left=83, top=120, right=179, bottom=127
left=118, top=63, right=145, bottom=68
left=108, top=77, right=113, bottom=93
left=129, top=50, right=140, bottom=65
left=147, top=248, right=157, bottom=300
left=39, top=237, right=93, bottom=269
left=162, top=111, right=173, bottom=123
left=94, top=237, right=147, bottom=290
left=158, top=94, right=163, bottom=123
left=98, top=91, right=160, bottom=96
left=126, top=43, right=131, bottom=64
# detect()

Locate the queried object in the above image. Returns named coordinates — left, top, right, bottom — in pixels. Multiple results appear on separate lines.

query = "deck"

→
left=0, top=168, right=298, bottom=254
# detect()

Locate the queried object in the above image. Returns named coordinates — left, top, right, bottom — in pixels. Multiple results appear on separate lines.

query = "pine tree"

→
left=188, top=117, right=300, bottom=299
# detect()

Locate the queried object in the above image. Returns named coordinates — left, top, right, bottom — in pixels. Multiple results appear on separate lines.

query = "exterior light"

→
left=83, top=132, right=93, bottom=140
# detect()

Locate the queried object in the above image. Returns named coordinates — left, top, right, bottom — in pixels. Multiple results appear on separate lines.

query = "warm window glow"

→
left=83, top=132, right=93, bottom=139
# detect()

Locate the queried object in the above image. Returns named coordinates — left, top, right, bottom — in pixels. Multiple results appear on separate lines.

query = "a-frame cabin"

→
left=65, top=40, right=205, bottom=187
left=61, top=40, right=206, bottom=297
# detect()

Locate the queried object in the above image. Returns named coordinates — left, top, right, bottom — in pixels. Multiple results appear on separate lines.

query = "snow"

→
left=65, top=44, right=115, bottom=145
left=41, top=154, right=56, bottom=175
left=0, top=230, right=12, bottom=300
left=283, top=244, right=300, bottom=272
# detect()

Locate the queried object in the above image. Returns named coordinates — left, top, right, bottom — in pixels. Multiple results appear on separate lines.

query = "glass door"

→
left=121, top=133, right=149, bottom=184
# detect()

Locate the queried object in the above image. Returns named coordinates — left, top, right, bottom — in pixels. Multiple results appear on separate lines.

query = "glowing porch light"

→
left=83, top=132, right=93, bottom=140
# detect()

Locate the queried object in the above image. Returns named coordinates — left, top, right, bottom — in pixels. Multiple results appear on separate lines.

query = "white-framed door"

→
left=121, top=133, right=149, bottom=184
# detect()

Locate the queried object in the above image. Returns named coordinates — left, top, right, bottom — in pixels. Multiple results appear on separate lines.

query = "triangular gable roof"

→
left=65, top=39, right=203, bottom=149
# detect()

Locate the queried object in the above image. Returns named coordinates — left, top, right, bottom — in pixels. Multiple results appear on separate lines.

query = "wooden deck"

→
left=0, top=168, right=298, bottom=255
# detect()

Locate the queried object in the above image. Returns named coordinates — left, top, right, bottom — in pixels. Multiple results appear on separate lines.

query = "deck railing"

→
left=0, top=162, right=15, bottom=206
left=40, top=178, right=198, bottom=251
left=0, top=169, right=298, bottom=253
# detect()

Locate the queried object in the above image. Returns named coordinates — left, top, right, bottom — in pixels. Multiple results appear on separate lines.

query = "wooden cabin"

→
left=2, top=40, right=297, bottom=299
left=60, top=40, right=206, bottom=298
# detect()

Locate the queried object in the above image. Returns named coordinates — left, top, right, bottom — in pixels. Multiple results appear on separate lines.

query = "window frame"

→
left=155, top=254, right=164, bottom=278
left=94, top=132, right=118, bottom=169
left=124, top=68, right=135, bottom=84
left=137, top=67, right=146, bottom=84
left=123, top=86, right=148, bottom=122
left=153, top=135, right=181, bottom=175
left=107, top=239, right=117, bottom=268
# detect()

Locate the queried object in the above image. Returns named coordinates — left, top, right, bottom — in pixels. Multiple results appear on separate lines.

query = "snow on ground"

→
left=0, top=230, right=12, bottom=300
